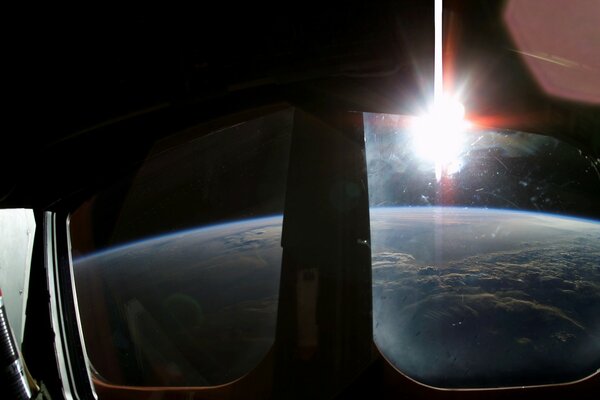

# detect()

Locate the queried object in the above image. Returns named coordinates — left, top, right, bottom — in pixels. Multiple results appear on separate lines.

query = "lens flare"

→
left=407, top=0, right=471, bottom=181
left=409, top=95, right=471, bottom=180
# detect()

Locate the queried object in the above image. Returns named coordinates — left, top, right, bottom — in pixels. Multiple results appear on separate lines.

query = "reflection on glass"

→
left=75, top=217, right=283, bottom=386
left=71, top=108, right=292, bottom=387
left=365, top=113, right=600, bottom=388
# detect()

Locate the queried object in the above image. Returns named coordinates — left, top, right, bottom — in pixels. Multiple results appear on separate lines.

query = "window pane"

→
left=365, top=113, right=600, bottom=388
left=70, top=108, right=292, bottom=387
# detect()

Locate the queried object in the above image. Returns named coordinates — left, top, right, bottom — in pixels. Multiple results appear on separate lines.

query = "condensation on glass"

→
left=70, top=108, right=293, bottom=387
left=364, top=113, right=600, bottom=388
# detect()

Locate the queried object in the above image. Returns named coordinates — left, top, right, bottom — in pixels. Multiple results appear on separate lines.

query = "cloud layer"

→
left=372, top=208, right=600, bottom=387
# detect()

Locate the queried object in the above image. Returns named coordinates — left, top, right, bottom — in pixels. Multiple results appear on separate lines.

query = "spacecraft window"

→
left=364, top=112, right=600, bottom=388
left=69, top=107, right=293, bottom=388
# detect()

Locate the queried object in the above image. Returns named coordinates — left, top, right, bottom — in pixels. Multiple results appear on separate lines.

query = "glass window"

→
left=365, top=113, right=600, bottom=388
left=70, top=107, right=292, bottom=387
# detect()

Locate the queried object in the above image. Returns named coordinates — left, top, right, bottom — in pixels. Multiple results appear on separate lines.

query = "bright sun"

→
left=409, top=95, right=471, bottom=180
left=408, top=0, right=471, bottom=181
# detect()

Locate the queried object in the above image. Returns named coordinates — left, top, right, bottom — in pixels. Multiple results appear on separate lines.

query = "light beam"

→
left=408, top=0, right=470, bottom=181
left=434, top=0, right=443, bottom=103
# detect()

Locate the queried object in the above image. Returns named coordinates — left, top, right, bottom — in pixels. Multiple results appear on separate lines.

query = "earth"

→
left=74, top=207, right=600, bottom=388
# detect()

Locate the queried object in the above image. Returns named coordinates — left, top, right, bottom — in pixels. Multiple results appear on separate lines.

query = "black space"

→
left=5, top=1, right=600, bottom=209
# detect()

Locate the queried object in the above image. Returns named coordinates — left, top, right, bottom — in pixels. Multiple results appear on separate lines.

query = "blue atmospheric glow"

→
left=73, top=208, right=600, bottom=263
left=370, top=206, right=600, bottom=226
left=72, top=214, right=283, bottom=263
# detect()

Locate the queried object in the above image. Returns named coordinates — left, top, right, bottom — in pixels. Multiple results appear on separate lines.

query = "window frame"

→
left=36, top=104, right=600, bottom=400
left=45, top=211, right=97, bottom=400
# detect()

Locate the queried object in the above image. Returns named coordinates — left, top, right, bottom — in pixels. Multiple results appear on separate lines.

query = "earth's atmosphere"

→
left=74, top=207, right=600, bottom=388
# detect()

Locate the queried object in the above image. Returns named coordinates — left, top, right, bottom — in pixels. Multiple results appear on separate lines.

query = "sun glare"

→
left=409, top=95, right=471, bottom=180
left=407, top=0, right=471, bottom=181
